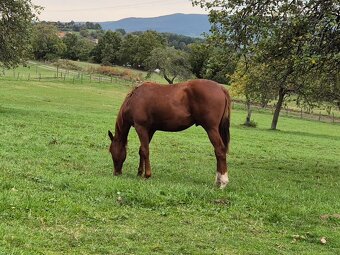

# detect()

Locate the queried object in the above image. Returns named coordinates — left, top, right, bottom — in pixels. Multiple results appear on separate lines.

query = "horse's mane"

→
left=124, top=85, right=140, bottom=104
left=115, top=85, right=142, bottom=144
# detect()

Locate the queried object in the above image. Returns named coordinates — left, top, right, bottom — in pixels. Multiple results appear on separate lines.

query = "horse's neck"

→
left=115, top=110, right=130, bottom=145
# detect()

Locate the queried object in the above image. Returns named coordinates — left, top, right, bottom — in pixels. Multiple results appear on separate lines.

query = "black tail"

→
left=219, top=87, right=231, bottom=153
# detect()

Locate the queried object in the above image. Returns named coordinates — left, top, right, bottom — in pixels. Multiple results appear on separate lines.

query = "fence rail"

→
left=232, top=100, right=340, bottom=124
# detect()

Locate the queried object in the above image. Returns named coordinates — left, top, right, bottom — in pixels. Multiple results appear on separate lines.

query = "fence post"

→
left=39, top=73, right=41, bottom=81
left=28, top=73, right=30, bottom=81
left=333, top=113, right=335, bottom=123
left=319, top=111, right=321, bottom=121
left=300, top=108, right=303, bottom=118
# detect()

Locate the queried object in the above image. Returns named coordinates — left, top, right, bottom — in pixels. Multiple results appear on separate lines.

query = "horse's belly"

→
left=154, top=116, right=194, bottom=132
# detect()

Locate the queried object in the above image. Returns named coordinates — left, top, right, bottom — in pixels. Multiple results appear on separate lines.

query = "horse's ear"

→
left=108, top=130, right=114, bottom=141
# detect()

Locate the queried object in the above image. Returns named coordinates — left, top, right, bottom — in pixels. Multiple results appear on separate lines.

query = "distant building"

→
left=57, top=31, right=67, bottom=38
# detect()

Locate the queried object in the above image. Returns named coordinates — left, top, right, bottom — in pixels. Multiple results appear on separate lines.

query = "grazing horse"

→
left=108, top=79, right=231, bottom=188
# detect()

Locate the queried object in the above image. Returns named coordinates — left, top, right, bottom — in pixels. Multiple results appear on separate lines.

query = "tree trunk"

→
left=163, top=72, right=177, bottom=84
left=163, top=73, right=174, bottom=84
left=245, top=100, right=252, bottom=126
left=271, top=88, right=285, bottom=130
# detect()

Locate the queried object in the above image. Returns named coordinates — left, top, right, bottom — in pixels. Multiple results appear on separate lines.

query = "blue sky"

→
left=32, top=0, right=208, bottom=22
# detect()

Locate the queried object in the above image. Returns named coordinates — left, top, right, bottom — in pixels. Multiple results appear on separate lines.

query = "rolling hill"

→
left=99, top=13, right=210, bottom=37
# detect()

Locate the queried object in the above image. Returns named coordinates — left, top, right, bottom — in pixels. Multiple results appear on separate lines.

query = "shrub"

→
left=243, top=119, right=257, bottom=128
left=52, top=60, right=82, bottom=71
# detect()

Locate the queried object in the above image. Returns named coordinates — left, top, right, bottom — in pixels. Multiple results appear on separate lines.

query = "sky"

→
left=32, top=0, right=208, bottom=22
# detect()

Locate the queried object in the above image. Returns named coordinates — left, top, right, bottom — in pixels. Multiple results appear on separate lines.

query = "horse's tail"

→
left=219, top=86, right=231, bottom=153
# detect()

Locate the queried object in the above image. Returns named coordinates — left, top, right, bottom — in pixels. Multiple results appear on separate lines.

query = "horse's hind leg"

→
left=136, top=126, right=154, bottom=178
left=206, top=128, right=229, bottom=189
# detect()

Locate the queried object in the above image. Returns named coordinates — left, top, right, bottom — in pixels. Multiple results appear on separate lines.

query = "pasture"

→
left=0, top=67, right=339, bottom=254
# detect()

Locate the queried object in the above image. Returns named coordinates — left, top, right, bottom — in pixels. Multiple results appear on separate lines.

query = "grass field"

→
left=0, top=69, right=339, bottom=254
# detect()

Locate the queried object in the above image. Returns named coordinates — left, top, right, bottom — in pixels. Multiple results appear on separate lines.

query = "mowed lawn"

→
left=0, top=75, right=339, bottom=255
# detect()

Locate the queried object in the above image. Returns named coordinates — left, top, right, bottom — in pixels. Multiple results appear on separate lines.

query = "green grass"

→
left=0, top=73, right=339, bottom=254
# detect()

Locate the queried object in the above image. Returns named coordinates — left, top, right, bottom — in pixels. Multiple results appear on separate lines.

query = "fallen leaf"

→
left=320, top=237, right=327, bottom=245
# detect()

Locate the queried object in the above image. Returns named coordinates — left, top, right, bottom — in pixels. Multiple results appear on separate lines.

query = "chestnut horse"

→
left=108, top=79, right=231, bottom=188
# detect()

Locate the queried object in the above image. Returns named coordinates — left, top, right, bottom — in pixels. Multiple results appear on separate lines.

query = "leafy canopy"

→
left=0, top=0, right=41, bottom=68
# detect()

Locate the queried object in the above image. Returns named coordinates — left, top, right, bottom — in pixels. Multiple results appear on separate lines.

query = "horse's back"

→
left=127, top=79, right=229, bottom=130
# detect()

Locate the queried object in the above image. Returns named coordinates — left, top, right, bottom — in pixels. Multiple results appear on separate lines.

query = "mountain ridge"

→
left=99, top=13, right=210, bottom=38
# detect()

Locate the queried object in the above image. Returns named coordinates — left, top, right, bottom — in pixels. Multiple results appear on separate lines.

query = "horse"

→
left=108, top=79, right=231, bottom=188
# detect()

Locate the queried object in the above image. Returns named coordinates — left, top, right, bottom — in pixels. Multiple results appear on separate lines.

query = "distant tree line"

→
left=30, top=23, right=234, bottom=84
left=40, top=21, right=102, bottom=32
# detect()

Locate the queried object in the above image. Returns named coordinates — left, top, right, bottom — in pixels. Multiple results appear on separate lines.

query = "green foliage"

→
left=146, top=47, right=192, bottom=84
left=118, top=34, right=139, bottom=67
left=0, top=0, right=41, bottom=68
left=188, top=42, right=237, bottom=83
left=92, top=31, right=123, bottom=65
left=117, top=31, right=167, bottom=69
left=188, top=42, right=210, bottom=79
left=132, top=31, right=166, bottom=68
left=193, top=0, right=340, bottom=129
left=62, top=33, right=80, bottom=60
left=162, top=33, right=203, bottom=50
left=41, top=20, right=102, bottom=32
left=62, top=33, right=95, bottom=61
left=31, top=23, right=66, bottom=61
left=0, top=73, right=339, bottom=254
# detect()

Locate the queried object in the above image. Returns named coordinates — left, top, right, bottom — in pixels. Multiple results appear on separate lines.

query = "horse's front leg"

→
left=137, top=147, right=144, bottom=176
left=206, top=128, right=229, bottom=189
left=135, top=126, right=154, bottom=178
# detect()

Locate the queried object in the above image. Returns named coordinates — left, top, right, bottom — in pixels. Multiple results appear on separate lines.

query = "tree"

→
left=0, top=0, right=41, bottom=68
left=133, top=31, right=166, bottom=69
left=92, top=31, right=122, bottom=65
left=31, top=23, right=66, bottom=61
left=193, top=0, right=340, bottom=129
left=230, top=60, right=274, bottom=126
left=118, top=31, right=166, bottom=69
left=203, top=46, right=236, bottom=84
left=62, top=33, right=95, bottom=61
left=118, top=34, right=139, bottom=67
left=146, top=47, right=193, bottom=84
left=188, top=42, right=210, bottom=78
left=62, top=33, right=80, bottom=60
left=78, top=39, right=95, bottom=61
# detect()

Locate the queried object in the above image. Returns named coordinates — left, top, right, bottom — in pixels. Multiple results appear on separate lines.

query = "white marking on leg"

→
left=216, top=172, right=229, bottom=189
left=215, top=172, right=221, bottom=186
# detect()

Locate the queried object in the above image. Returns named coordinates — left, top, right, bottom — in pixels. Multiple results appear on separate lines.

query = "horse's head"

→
left=108, top=130, right=126, bottom=176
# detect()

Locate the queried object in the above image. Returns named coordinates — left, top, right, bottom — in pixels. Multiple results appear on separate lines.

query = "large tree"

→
left=92, top=31, right=122, bottom=65
left=0, top=0, right=40, bottom=68
left=193, top=0, right=340, bottom=129
left=146, top=47, right=192, bottom=84
left=133, top=31, right=166, bottom=69
left=31, top=23, right=66, bottom=61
